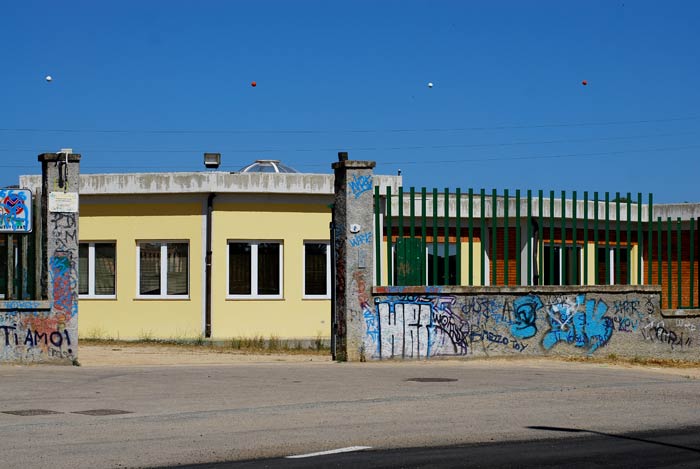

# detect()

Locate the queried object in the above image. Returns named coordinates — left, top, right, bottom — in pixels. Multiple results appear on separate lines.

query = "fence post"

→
left=332, top=153, right=376, bottom=362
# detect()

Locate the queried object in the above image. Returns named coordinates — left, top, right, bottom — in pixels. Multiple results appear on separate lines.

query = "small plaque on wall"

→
left=49, top=192, right=79, bottom=213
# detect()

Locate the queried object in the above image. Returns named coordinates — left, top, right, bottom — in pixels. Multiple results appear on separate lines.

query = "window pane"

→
left=258, top=243, right=280, bottom=295
left=229, top=243, right=251, bottom=294
left=619, top=248, right=629, bottom=284
left=562, top=247, right=581, bottom=285
left=305, top=243, right=327, bottom=295
left=543, top=246, right=561, bottom=285
left=427, top=245, right=458, bottom=286
left=0, top=237, right=7, bottom=295
left=95, top=243, right=116, bottom=295
left=79, top=243, right=89, bottom=295
left=139, top=243, right=161, bottom=295
left=167, top=243, right=188, bottom=296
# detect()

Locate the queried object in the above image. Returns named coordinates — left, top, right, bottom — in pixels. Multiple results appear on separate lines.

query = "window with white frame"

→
left=79, top=242, right=116, bottom=297
left=303, top=242, right=330, bottom=298
left=228, top=241, right=283, bottom=298
left=597, top=246, right=630, bottom=285
left=542, top=245, right=583, bottom=285
left=137, top=241, right=189, bottom=298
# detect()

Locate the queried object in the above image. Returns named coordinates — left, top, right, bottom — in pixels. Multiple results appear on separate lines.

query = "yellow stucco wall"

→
left=211, top=202, right=332, bottom=340
left=79, top=202, right=204, bottom=340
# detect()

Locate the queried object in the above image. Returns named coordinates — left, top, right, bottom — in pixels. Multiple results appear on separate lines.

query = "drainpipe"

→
left=205, top=193, right=216, bottom=338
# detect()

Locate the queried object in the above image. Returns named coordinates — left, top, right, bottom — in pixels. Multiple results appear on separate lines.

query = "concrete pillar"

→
left=38, top=151, right=81, bottom=362
left=332, top=152, right=376, bottom=361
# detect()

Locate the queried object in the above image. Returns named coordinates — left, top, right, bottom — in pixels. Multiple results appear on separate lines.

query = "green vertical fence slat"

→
left=572, top=191, right=577, bottom=285
left=409, top=187, right=416, bottom=239
left=615, top=192, right=621, bottom=285
left=538, top=190, right=544, bottom=285
left=677, top=218, right=682, bottom=308
left=456, top=189, right=461, bottom=285
left=691, top=218, right=696, bottom=307
left=549, top=190, right=554, bottom=285
left=516, top=190, right=521, bottom=286
left=386, top=186, right=393, bottom=286
left=657, top=217, right=662, bottom=305
left=647, top=194, right=653, bottom=285
left=667, top=217, right=672, bottom=308
left=561, top=190, right=566, bottom=286
left=594, top=192, right=599, bottom=285
left=584, top=191, right=589, bottom=285
left=421, top=188, right=427, bottom=284
left=605, top=192, right=610, bottom=285
left=398, top=187, right=404, bottom=235
left=468, top=188, right=474, bottom=286
left=410, top=187, right=416, bottom=285
left=504, top=189, right=509, bottom=285
left=444, top=188, right=450, bottom=284
left=480, top=189, right=486, bottom=286
left=374, top=186, right=381, bottom=285
left=626, top=193, right=632, bottom=285
left=527, top=190, right=532, bottom=286
left=492, top=189, right=498, bottom=286
left=398, top=187, right=404, bottom=282
left=432, top=188, right=438, bottom=285
left=637, top=193, right=642, bottom=285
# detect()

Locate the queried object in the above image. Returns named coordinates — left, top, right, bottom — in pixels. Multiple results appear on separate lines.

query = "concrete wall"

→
left=362, top=285, right=700, bottom=361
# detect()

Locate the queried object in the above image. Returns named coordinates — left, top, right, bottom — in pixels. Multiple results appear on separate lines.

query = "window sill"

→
left=79, top=295, right=117, bottom=300
left=134, top=296, right=190, bottom=301
left=302, top=296, right=331, bottom=300
left=226, top=296, right=285, bottom=301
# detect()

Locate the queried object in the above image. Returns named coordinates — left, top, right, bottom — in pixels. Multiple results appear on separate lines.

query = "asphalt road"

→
left=1, top=358, right=699, bottom=468
left=172, top=425, right=700, bottom=468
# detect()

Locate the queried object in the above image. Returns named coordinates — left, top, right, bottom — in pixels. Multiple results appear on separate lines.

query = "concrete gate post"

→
left=332, top=152, right=376, bottom=361
left=39, top=151, right=81, bottom=363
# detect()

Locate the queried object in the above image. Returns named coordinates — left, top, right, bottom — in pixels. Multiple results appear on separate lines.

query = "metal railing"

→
left=374, top=187, right=699, bottom=309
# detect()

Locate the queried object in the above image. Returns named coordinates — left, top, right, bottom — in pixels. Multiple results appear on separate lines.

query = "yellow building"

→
left=21, top=160, right=402, bottom=342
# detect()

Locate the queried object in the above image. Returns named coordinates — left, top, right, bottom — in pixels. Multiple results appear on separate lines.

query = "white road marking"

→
left=286, top=446, right=373, bottom=459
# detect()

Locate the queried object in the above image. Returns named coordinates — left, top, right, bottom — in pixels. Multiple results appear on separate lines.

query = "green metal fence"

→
left=374, top=187, right=699, bottom=310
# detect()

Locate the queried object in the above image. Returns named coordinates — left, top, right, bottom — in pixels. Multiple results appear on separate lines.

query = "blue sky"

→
left=2, top=1, right=698, bottom=202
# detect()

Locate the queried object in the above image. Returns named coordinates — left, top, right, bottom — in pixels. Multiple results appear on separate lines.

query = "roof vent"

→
left=239, top=159, right=299, bottom=174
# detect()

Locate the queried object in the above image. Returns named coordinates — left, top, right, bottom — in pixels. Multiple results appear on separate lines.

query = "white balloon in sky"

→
left=45, top=75, right=53, bottom=82
left=427, top=82, right=433, bottom=88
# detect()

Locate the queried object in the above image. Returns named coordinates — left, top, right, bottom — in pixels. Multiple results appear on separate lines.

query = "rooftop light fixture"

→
left=204, top=153, right=221, bottom=169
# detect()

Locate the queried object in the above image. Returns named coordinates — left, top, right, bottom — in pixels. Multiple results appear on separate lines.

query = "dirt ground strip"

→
left=72, top=343, right=700, bottom=379
left=78, top=343, right=333, bottom=366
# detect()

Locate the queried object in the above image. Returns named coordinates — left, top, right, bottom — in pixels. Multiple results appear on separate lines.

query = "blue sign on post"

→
left=0, top=188, right=33, bottom=233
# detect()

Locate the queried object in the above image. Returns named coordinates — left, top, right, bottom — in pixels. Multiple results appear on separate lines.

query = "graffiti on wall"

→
left=50, top=212, right=78, bottom=251
left=0, top=189, right=32, bottom=233
left=0, top=251, right=81, bottom=361
left=348, top=175, right=373, bottom=199
left=0, top=303, right=75, bottom=361
left=365, top=292, right=679, bottom=359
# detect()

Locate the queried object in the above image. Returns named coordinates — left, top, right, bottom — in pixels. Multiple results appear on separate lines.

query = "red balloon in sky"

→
left=251, top=81, right=257, bottom=87
left=582, top=80, right=588, bottom=86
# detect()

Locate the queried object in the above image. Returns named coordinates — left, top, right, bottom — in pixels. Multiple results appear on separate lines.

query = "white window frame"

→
left=543, top=244, right=584, bottom=286
left=599, top=246, right=631, bottom=286
left=303, top=241, right=331, bottom=299
left=79, top=241, right=117, bottom=299
left=136, top=240, right=190, bottom=299
left=227, top=240, right=283, bottom=300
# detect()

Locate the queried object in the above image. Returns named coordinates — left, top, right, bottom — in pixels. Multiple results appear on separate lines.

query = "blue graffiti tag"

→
left=348, top=174, right=373, bottom=199
left=511, top=295, right=542, bottom=340
left=542, top=294, right=613, bottom=353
